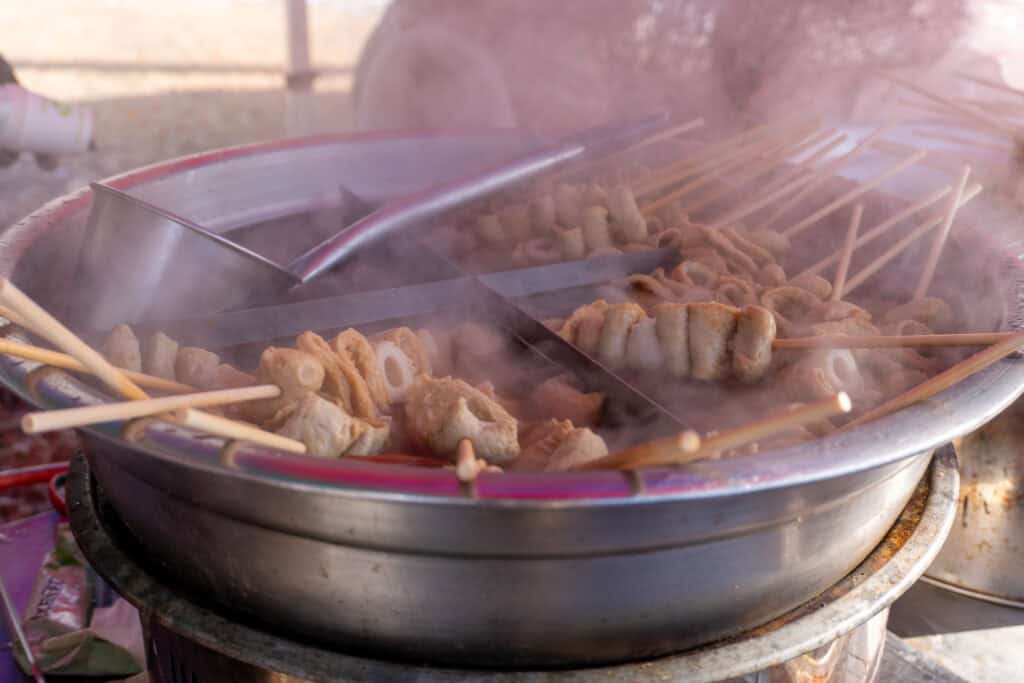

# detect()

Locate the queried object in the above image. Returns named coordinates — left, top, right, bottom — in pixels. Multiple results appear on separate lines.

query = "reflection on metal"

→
left=927, top=395, right=1024, bottom=606
left=67, top=450, right=958, bottom=682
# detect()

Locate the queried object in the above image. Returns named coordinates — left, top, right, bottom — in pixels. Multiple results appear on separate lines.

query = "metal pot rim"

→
left=3, top=129, right=1023, bottom=505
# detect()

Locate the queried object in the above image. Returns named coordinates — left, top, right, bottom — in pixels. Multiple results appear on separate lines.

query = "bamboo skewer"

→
left=774, top=332, right=1016, bottom=350
left=913, top=165, right=972, bottom=301
left=22, top=384, right=281, bottom=434
left=577, top=430, right=701, bottom=471
left=796, top=184, right=954, bottom=279
left=455, top=438, right=490, bottom=482
left=637, top=115, right=819, bottom=197
left=676, top=130, right=833, bottom=216
left=956, top=71, right=1024, bottom=102
left=882, top=72, right=1020, bottom=137
left=640, top=126, right=814, bottom=213
left=781, top=149, right=928, bottom=239
left=549, top=117, right=705, bottom=184
left=0, top=304, right=29, bottom=330
left=173, top=408, right=306, bottom=454
left=640, top=137, right=779, bottom=215
left=704, top=167, right=821, bottom=230
left=691, top=133, right=849, bottom=221
left=0, top=279, right=149, bottom=401
left=831, top=205, right=862, bottom=301
left=870, top=138, right=990, bottom=176
left=954, top=97, right=1024, bottom=119
left=635, top=116, right=804, bottom=190
left=912, top=129, right=1012, bottom=153
left=0, top=278, right=304, bottom=454
left=675, top=129, right=835, bottom=215
left=749, top=132, right=849, bottom=199
left=841, top=183, right=982, bottom=297
left=844, top=333, right=1024, bottom=430
left=0, top=338, right=194, bottom=394
left=600, top=394, right=851, bottom=470
left=756, top=123, right=893, bottom=232
left=611, top=117, right=705, bottom=158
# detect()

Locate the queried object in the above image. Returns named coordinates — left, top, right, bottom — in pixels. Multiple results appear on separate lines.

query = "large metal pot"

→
left=1, top=131, right=1022, bottom=667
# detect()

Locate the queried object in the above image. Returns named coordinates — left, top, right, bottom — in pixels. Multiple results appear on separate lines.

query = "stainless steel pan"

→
left=1, top=130, right=1022, bottom=667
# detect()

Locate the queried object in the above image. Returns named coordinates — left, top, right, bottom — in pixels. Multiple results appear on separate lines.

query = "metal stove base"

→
left=65, top=451, right=960, bottom=683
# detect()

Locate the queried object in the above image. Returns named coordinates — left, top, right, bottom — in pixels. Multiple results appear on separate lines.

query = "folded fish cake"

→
left=688, top=302, right=740, bottom=381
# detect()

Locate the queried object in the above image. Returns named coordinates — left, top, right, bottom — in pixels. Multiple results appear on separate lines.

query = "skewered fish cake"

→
left=653, top=302, right=690, bottom=378
left=530, top=375, right=604, bottom=427
left=335, top=329, right=390, bottom=409
left=499, top=203, right=532, bottom=243
left=555, top=225, right=587, bottom=260
left=761, top=286, right=821, bottom=337
left=688, top=302, right=740, bottom=381
left=733, top=305, right=776, bottom=383
left=514, top=419, right=608, bottom=472
left=241, top=347, right=325, bottom=426
left=581, top=205, right=613, bottom=250
left=788, top=273, right=832, bottom=300
left=296, top=331, right=378, bottom=420
left=373, top=341, right=417, bottom=403
left=101, top=324, right=141, bottom=373
left=782, top=349, right=864, bottom=402
left=143, top=332, right=178, bottom=381
left=276, top=393, right=388, bottom=458
left=597, top=303, right=646, bottom=367
left=555, top=183, right=584, bottom=227
left=608, top=185, right=647, bottom=243
left=406, top=376, right=519, bottom=463
left=175, top=347, right=220, bottom=388
left=623, top=317, right=664, bottom=371
left=756, top=263, right=787, bottom=288
left=881, top=297, right=955, bottom=332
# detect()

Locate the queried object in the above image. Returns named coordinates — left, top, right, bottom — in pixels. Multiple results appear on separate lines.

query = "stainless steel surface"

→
left=131, top=248, right=677, bottom=350
left=67, top=450, right=958, bottom=682
left=924, top=395, right=1024, bottom=606
left=287, top=113, right=670, bottom=283
left=72, top=183, right=296, bottom=329
left=1, top=131, right=1022, bottom=666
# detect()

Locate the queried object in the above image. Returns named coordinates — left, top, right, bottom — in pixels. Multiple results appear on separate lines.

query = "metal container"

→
left=65, top=450, right=962, bottom=682
left=74, top=183, right=294, bottom=329
left=1, top=131, right=1022, bottom=667
left=925, top=395, right=1024, bottom=606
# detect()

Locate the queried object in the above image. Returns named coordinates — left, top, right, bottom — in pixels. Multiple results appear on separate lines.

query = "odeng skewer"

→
left=604, top=394, right=851, bottom=470
left=578, top=430, right=700, bottom=471
left=774, top=332, right=1016, bottom=350
left=0, top=338, right=194, bottom=394
left=22, top=384, right=282, bottom=434
left=0, top=278, right=304, bottom=454
left=830, top=204, right=862, bottom=301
